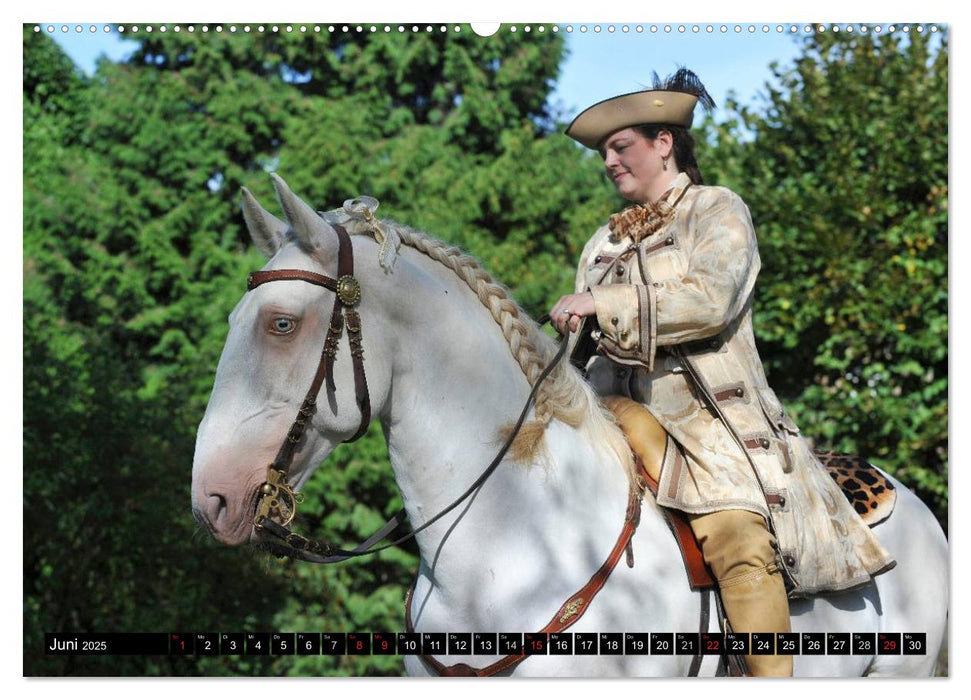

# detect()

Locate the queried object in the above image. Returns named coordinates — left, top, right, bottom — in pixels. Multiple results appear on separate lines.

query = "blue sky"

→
left=552, top=26, right=804, bottom=119
left=40, top=22, right=817, bottom=124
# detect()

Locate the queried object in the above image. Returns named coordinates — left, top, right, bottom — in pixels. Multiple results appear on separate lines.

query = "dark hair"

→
left=634, top=124, right=704, bottom=185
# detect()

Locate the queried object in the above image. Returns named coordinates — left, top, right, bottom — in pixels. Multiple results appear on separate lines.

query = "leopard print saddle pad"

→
left=815, top=450, right=897, bottom=526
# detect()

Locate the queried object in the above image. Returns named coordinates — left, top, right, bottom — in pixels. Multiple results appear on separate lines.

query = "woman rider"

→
left=550, top=69, right=895, bottom=677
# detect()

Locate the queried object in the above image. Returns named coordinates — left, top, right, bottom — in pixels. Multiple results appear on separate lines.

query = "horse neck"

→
left=379, top=244, right=632, bottom=575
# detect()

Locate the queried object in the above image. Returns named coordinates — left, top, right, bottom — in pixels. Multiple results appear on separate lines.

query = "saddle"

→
left=603, top=396, right=898, bottom=591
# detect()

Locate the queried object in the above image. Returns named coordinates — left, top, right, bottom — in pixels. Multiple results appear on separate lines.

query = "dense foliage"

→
left=23, top=25, right=947, bottom=676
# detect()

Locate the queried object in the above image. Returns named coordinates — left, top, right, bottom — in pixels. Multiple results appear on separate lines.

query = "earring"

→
left=662, top=156, right=669, bottom=171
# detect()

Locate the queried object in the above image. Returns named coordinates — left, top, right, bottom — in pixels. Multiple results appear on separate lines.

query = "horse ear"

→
left=271, top=173, right=336, bottom=251
left=241, top=187, right=287, bottom=258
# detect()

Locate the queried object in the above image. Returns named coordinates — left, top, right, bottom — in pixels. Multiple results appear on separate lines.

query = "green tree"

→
left=24, top=27, right=288, bottom=675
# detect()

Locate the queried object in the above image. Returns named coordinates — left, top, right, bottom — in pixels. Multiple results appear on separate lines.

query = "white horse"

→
left=191, top=176, right=948, bottom=677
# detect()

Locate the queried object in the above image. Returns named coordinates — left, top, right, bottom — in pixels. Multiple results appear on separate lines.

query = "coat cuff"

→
left=590, top=284, right=657, bottom=371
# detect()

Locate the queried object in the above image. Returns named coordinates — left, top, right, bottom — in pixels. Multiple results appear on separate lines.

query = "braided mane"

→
left=381, top=221, right=636, bottom=492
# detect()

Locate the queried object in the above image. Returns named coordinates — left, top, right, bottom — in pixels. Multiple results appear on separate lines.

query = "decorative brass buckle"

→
left=558, top=597, right=585, bottom=623
left=253, top=467, right=304, bottom=529
left=336, top=275, right=361, bottom=306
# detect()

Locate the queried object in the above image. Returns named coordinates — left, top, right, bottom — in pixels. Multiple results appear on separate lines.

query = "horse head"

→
left=191, top=175, right=393, bottom=546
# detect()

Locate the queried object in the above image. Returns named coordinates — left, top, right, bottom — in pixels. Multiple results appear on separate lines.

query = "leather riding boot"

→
left=718, top=562, right=793, bottom=677
left=689, top=509, right=793, bottom=677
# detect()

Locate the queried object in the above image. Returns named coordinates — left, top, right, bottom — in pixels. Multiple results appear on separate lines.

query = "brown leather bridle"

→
left=244, top=221, right=572, bottom=565
left=246, top=223, right=375, bottom=560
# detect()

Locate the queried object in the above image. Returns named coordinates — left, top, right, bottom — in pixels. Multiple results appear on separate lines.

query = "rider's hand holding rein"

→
left=550, top=291, right=595, bottom=335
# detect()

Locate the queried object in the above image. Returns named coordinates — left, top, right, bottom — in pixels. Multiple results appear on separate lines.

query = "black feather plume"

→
left=651, top=67, right=716, bottom=112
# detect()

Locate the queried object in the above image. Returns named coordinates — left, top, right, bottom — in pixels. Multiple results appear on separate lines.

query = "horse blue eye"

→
left=271, top=317, right=296, bottom=334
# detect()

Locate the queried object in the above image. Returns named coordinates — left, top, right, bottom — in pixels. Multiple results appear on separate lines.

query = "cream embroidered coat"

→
left=575, top=172, right=894, bottom=596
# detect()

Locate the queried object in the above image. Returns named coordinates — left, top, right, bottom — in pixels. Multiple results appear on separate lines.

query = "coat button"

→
left=665, top=237, right=674, bottom=245
left=620, top=330, right=629, bottom=340
left=709, top=338, right=719, bottom=348
left=594, top=256, right=602, bottom=264
left=611, top=317, right=619, bottom=326
left=784, top=554, right=796, bottom=567
left=616, top=266, right=625, bottom=276
left=760, top=438, right=771, bottom=449
left=735, top=387, right=745, bottom=398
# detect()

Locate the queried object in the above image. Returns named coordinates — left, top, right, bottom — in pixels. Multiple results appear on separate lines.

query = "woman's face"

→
left=600, top=128, right=669, bottom=203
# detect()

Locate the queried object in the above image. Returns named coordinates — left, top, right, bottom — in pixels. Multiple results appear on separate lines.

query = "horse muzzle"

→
left=191, top=471, right=266, bottom=546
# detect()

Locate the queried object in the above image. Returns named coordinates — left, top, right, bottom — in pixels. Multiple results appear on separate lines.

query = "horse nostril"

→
left=208, top=493, right=228, bottom=527
left=193, top=492, right=228, bottom=533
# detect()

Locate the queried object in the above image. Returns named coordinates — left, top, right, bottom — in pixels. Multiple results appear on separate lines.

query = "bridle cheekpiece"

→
left=246, top=219, right=371, bottom=555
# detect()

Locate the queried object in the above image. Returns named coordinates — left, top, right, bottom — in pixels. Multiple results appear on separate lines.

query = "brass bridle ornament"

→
left=253, top=465, right=303, bottom=530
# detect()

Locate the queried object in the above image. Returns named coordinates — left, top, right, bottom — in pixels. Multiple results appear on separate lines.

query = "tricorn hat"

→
left=566, top=68, right=716, bottom=150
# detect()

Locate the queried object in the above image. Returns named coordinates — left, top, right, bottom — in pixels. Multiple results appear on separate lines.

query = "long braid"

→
left=393, top=227, right=562, bottom=422
left=373, top=221, right=637, bottom=493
